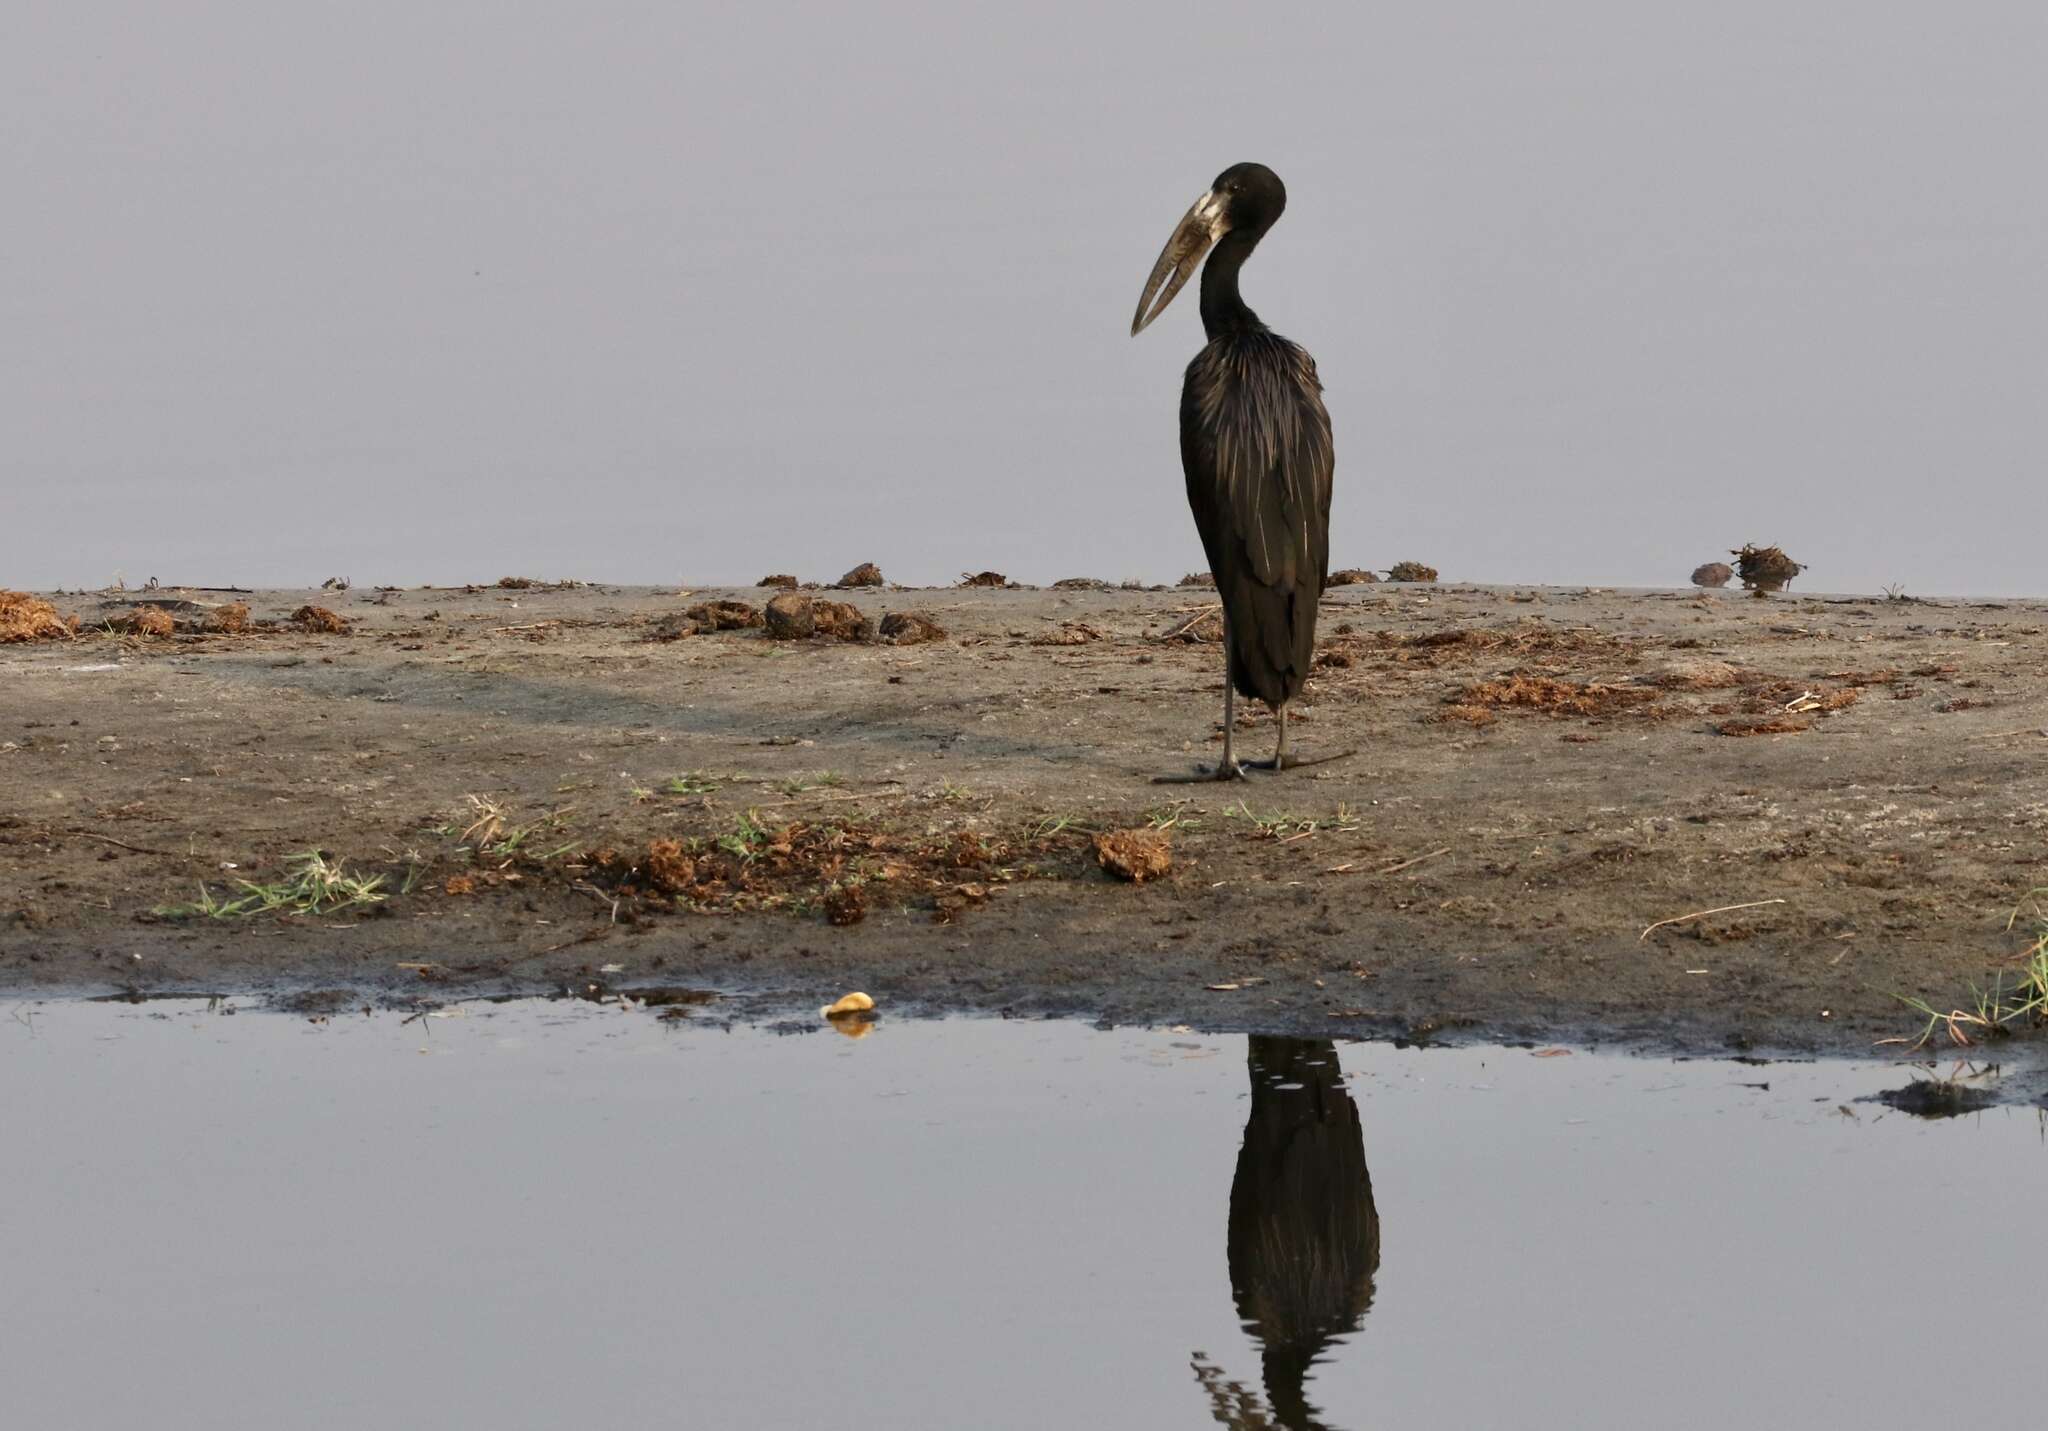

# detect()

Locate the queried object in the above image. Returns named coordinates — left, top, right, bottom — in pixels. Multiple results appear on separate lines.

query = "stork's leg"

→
left=1151, top=618, right=1248, bottom=784
left=1245, top=701, right=1358, bottom=773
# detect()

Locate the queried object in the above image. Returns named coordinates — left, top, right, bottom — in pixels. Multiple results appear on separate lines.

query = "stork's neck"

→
left=1200, top=229, right=1269, bottom=338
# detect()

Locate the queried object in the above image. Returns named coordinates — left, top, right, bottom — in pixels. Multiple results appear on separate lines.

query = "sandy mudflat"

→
left=3, top=578, right=2044, bottom=1060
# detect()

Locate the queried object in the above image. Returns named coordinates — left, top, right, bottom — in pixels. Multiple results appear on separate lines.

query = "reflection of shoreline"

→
left=1205, top=1037, right=1380, bottom=1431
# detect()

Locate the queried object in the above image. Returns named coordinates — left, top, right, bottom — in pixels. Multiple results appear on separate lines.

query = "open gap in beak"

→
left=1131, top=191, right=1222, bottom=335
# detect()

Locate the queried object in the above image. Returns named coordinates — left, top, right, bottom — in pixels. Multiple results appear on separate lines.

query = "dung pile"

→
left=0, top=590, right=75, bottom=642
left=1327, top=568, right=1379, bottom=586
left=766, top=592, right=874, bottom=642
left=1386, top=561, right=1439, bottom=583
left=837, top=562, right=885, bottom=588
left=957, top=570, right=1010, bottom=588
left=1732, top=545, right=1803, bottom=593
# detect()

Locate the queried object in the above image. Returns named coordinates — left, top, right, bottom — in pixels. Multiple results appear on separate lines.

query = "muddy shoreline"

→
left=4, top=579, right=2045, bottom=1072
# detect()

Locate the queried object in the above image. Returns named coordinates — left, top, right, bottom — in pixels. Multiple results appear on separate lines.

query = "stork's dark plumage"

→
left=1132, top=162, right=1348, bottom=781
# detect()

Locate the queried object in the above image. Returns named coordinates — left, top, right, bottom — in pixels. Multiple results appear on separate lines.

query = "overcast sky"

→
left=5, top=3, right=2045, bottom=595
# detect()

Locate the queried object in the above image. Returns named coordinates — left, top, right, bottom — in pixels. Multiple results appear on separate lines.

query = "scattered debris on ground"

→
left=1159, top=608, right=1224, bottom=642
left=1732, top=544, right=1804, bottom=593
left=1093, top=829, right=1173, bottom=883
left=1031, top=622, right=1102, bottom=646
left=1052, top=577, right=1109, bottom=589
left=958, top=571, right=1010, bottom=587
left=291, top=605, right=350, bottom=634
left=1715, top=716, right=1812, bottom=737
left=837, top=562, right=885, bottom=588
left=0, top=591, right=74, bottom=642
left=1386, top=561, right=1439, bottom=583
left=1691, top=562, right=1735, bottom=589
left=822, top=883, right=867, bottom=925
left=685, top=599, right=764, bottom=631
left=1444, top=675, right=1663, bottom=720
left=880, top=612, right=947, bottom=644
left=1649, top=659, right=1746, bottom=689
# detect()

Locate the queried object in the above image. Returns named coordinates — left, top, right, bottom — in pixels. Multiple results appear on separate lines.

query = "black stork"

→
left=1132, top=162, right=1349, bottom=781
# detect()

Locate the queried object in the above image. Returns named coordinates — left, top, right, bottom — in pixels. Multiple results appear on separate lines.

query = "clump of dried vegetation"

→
left=1386, top=561, right=1439, bottom=582
left=0, top=590, right=75, bottom=642
left=1732, top=544, right=1804, bottom=593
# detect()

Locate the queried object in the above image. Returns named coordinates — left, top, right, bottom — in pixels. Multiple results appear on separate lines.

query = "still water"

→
left=3, top=999, right=2040, bottom=1430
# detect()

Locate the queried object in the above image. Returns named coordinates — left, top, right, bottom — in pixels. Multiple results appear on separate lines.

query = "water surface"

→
left=4, top=999, right=2039, bottom=1429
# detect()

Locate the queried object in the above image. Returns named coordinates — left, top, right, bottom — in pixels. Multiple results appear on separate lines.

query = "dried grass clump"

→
left=1093, top=829, right=1173, bottom=883
left=1386, top=561, right=1439, bottom=583
left=1732, top=544, right=1804, bottom=593
left=207, top=602, right=251, bottom=634
left=643, top=839, right=698, bottom=894
left=120, top=606, right=175, bottom=638
left=0, top=591, right=75, bottom=642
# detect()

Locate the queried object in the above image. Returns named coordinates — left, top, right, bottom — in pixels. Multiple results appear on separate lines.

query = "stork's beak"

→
left=1131, top=188, right=1227, bottom=335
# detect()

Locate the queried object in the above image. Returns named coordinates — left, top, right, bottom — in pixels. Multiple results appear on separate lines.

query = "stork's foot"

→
left=1243, top=748, right=1358, bottom=773
left=1150, top=760, right=1250, bottom=785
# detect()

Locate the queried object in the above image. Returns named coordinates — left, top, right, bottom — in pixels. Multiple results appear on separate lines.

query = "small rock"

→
left=1690, top=562, right=1735, bottom=589
left=837, top=562, right=884, bottom=588
left=1093, top=829, right=1173, bottom=883
left=880, top=611, right=947, bottom=645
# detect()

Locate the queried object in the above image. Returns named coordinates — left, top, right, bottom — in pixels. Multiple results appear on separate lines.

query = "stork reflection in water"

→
left=1192, top=1036, right=1380, bottom=1431
left=1132, top=163, right=1351, bottom=781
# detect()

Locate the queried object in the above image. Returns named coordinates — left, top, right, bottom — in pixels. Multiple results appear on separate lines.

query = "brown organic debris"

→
left=1327, top=568, right=1380, bottom=586
left=1178, top=571, right=1216, bottom=588
left=1093, top=829, right=1173, bottom=883
left=1732, top=544, right=1804, bottom=593
left=1052, top=577, right=1109, bottom=589
left=822, top=883, right=867, bottom=926
left=764, top=593, right=816, bottom=639
left=684, top=599, right=764, bottom=631
left=1031, top=622, right=1102, bottom=646
left=116, top=606, right=175, bottom=638
left=291, top=605, right=351, bottom=634
left=648, top=614, right=698, bottom=642
left=1715, top=716, right=1812, bottom=737
left=880, top=611, right=947, bottom=645
left=1450, top=675, right=1663, bottom=719
left=756, top=573, right=800, bottom=589
left=1690, top=562, right=1735, bottom=589
left=1159, top=608, right=1224, bottom=643
left=207, top=603, right=251, bottom=634
left=643, top=839, right=698, bottom=894
left=958, top=570, right=1010, bottom=587
left=0, top=591, right=76, bottom=642
left=837, top=562, right=884, bottom=588
left=1386, top=561, right=1439, bottom=583
left=443, top=875, right=477, bottom=896
left=812, top=600, right=875, bottom=642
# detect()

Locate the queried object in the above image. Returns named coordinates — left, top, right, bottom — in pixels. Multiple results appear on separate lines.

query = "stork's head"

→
left=1131, top=163, right=1287, bottom=336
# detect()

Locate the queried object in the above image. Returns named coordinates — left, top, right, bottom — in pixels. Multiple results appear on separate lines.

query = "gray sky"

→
left=6, top=2, right=2045, bottom=595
